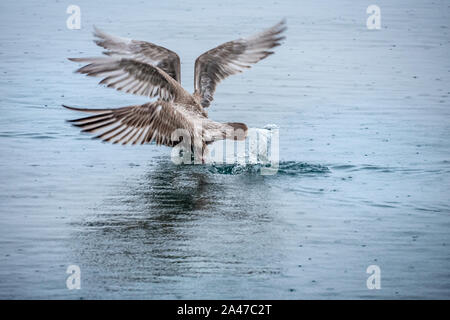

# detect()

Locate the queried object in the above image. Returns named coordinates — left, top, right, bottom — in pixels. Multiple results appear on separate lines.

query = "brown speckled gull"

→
left=63, top=20, right=286, bottom=162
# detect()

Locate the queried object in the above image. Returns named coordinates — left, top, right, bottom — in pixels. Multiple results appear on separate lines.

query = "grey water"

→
left=0, top=0, right=449, bottom=299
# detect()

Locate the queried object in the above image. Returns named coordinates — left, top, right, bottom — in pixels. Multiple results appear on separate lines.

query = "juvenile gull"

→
left=63, top=20, right=286, bottom=163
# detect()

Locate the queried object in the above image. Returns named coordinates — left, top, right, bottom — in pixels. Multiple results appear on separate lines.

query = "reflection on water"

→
left=71, top=160, right=294, bottom=297
left=55, top=157, right=449, bottom=299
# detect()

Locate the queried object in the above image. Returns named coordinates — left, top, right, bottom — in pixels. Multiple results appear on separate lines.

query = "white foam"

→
left=208, top=124, right=279, bottom=166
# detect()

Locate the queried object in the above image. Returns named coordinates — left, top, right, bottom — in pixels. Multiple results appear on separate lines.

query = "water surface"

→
left=0, top=0, right=449, bottom=299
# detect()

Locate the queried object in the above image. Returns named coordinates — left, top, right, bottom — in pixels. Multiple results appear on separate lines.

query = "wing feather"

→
left=194, top=20, right=286, bottom=108
left=93, top=26, right=181, bottom=82
left=68, top=57, right=190, bottom=102
left=62, top=102, right=197, bottom=147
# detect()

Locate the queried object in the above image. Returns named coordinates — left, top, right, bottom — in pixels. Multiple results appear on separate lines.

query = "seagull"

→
left=63, top=20, right=286, bottom=163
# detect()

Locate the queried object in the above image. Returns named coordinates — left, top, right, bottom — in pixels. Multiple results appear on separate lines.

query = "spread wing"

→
left=68, top=57, right=191, bottom=102
left=93, top=27, right=181, bottom=82
left=63, top=102, right=197, bottom=146
left=194, top=19, right=286, bottom=108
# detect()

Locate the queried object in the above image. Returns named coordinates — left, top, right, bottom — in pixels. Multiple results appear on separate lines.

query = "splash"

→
left=208, top=161, right=329, bottom=176
left=172, top=124, right=329, bottom=176
left=207, top=124, right=279, bottom=170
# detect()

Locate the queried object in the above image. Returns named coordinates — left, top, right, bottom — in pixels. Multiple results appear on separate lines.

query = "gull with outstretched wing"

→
left=64, top=20, right=286, bottom=162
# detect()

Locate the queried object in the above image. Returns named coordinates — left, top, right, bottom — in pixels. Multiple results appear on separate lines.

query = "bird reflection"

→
left=71, top=160, right=283, bottom=296
left=134, top=160, right=219, bottom=215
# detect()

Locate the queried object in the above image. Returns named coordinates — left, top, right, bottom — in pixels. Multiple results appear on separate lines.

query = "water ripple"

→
left=207, top=161, right=330, bottom=176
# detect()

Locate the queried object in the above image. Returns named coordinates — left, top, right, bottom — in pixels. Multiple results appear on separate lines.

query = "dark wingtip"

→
left=62, top=104, right=77, bottom=111
left=92, top=25, right=102, bottom=38
left=278, top=18, right=287, bottom=27
left=62, top=105, right=78, bottom=122
left=275, top=18, right=287, bottom=34
left=68, top=57, right=87, bottom=63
